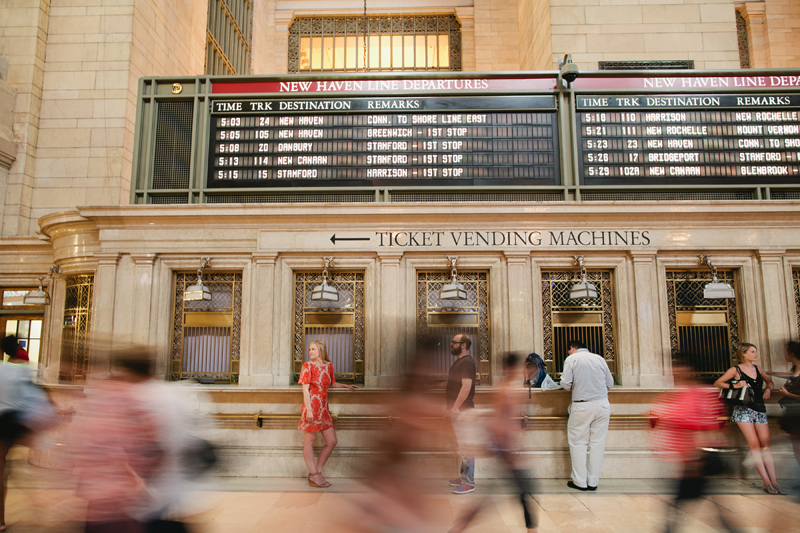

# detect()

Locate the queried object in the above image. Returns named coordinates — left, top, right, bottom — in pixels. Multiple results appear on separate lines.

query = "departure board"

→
left=577, top=93, right=800, bottom=186
left=208, top=96, right=559, bottom=188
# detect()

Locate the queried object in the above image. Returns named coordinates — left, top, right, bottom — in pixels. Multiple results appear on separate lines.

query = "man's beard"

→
left=450, top=345, right=460, bottom=356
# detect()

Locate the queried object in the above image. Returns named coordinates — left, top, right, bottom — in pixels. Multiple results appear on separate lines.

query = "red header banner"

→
left=573, top=75, right=800, bottom=90
left=212, top=77, right=558, bottom=94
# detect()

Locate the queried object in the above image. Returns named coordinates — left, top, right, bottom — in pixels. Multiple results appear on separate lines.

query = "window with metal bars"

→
left=60, top=275, right=94, bottom=382
left=206, top=0, right=252, bottom=75
left=666, top=270, right=739, bottom=379
left=541, top=271, right=615, bottom=378
left=293, top=272, right=365, bottom=384
left=288, top=15, right=462, bottom=73
left=172, top=272, right=242, bottom=383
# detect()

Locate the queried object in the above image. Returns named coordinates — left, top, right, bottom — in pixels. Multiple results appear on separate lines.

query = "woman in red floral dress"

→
left=300, top=340, right=357, bottom=487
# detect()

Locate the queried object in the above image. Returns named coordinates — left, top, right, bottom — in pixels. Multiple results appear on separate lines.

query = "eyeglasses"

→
left=450, top=340, right=464, bottom=345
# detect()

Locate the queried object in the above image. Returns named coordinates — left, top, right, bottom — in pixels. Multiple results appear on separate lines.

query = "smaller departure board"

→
left=208, top=96, right=559, bottom=188
left=577, top=94, right=800, bottom=186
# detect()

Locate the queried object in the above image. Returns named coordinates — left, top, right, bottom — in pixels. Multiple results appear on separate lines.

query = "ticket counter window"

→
left=667, top=270, right=739, bottom=379
left=172, top=272, right=242, bottom=383
left=293, top=272, right=365, bottom=384
left=417, top=271, right=490, bottom=384
left=1, top=289, right=44, bottom=373
left=794, top=269, right=800, bottom=340
left=60, top=275, right=94, bottom=382
left=541, top=271, right=616, bottom=379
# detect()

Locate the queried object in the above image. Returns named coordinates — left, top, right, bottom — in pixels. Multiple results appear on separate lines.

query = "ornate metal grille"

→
left=794, top=269, right=800, bottom=340
left=666, top=270, right=739, bottom=378
left=416, top=271, right=490, bottom=384
left=293, top=272, right=365, bottom=384
left=59, top=275, right=94, bottom=382
left=598, top=60, right=694, bottom=70
left=288, top=15, right=462, bottom=73
left=172, top=272, right=242, bottom=383
left=152, top=101, right=193, bottom=190
left=541, top=271, right=615, bottom=378
left=206, top=0, right=252, bottom=75
left=736, top=9, right=751, bottom=69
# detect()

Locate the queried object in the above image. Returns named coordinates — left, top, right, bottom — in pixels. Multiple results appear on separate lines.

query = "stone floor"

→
left=3, top=448, right=799, bottom=533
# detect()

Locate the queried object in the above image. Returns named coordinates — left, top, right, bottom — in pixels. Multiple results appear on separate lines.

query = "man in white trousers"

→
left=560, top=339, right=614, bottom=491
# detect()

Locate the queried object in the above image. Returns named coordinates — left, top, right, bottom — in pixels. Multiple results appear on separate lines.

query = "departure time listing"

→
left=207, top=96, right=559, bottom=187
left=577, top=94, right=800, bottom=185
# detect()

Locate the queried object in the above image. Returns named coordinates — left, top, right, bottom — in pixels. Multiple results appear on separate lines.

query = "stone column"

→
left=90, top=253, right=119, bottom=337
left=740, top=3, right=767, bottom=69
left=274, top=10, right=294, bottom=74
left=504, top=252, right=533, bottom=353
left=377, top=252, right=403, bottom=387
left=40, top=276, right=66, bottom=384
left=630, top=252, right=669, bottom=387
left=242, top=253, right=278, bottom=387
left=757, top=250, right=790, bottom=370
left=130, top=254, right=156, bottom=346
left=89, top=253, right=120, bottom=376
left=455, top=7, right=475, bottom=72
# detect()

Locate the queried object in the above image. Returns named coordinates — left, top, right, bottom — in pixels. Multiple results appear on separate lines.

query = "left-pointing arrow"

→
left=330, top=234, right=371, bottom=245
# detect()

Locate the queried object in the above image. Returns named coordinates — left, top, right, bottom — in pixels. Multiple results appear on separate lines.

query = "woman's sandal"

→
left=774, top=485, right=788, bottom=495
left=764, top=485, right=779, bottom=495
left=317, top=472, right=332, bottom=488
left=308, top=472, right=331, bottom=488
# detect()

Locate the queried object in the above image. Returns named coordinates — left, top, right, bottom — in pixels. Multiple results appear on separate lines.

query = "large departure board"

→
left=208, top=96, right=559, bottom=188
left=577, top=93, right=800, bottom=186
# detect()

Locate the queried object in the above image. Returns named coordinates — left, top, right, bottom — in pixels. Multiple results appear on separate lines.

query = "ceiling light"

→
left=311, top=257, right=339, bottom=301
left=184, top=258, right=212, bottom=301
left=700, top=255, right=735, bottom=299
left=440, top=257, right=467, bottom=301
left=24, top=265, right=61, bottom=305
left=569, top=256, right=598, bottom=299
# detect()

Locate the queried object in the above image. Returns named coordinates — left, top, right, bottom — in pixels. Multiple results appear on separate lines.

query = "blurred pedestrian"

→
left=74, top=347, right=164, bottom=532
left=714, top=343, right=783, bottom=494
left=353, top=337, right=443, bottom=532
left=299, top=340, right=358, bottom=488
left=0, top=340, right=33, bottom=532
left=560, top=340, right=613, bottom=491
left=777, top=341, right=800, bottom=473
left=2, top=335, right=29, bottom=364
left=446, top=334, right=477, bottom=494
left=651, top=353, right=734, bottom=532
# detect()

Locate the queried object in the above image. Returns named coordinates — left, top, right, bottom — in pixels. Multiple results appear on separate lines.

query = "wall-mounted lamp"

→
left=311, top=257, right=339, bottom=301
left=569, top=256, right=598, bottom=299
left=440, top=257, right=467, bottom=301
left=24, top=265, right=61, bottom=305
left=699, top=255, right=735, bottom=299
left=184, top=258, right=212, bottom=301
left=559, top=53, right=579, bottom=87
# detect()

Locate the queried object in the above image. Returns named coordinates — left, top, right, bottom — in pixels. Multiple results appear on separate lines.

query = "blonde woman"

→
left=299, top=340, right=358, bottom=488
left=714, top=343, right=783, bottom=494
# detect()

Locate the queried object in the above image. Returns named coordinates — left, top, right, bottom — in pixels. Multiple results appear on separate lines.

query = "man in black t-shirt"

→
left=446, top=334, right=477, bottom=494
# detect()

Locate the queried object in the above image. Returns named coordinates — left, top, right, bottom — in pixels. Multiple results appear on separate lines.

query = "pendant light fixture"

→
left=311, top=257, right=339, bottom=301
left=184, top=258, right=212, bottom=301
left=23, top=265, right=61, bottom=305
left=699, top=255, right=735, bottom=299
left=569, top=255, right=598, bottom=299
left=440, top=257, right=467, bottom=301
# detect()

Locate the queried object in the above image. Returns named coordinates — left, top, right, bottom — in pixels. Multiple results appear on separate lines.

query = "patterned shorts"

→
left=732, top=405, right=768, bottom=425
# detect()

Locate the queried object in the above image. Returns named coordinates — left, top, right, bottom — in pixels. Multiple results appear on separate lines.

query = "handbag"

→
left=718, top=367, right=752, bottom=406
